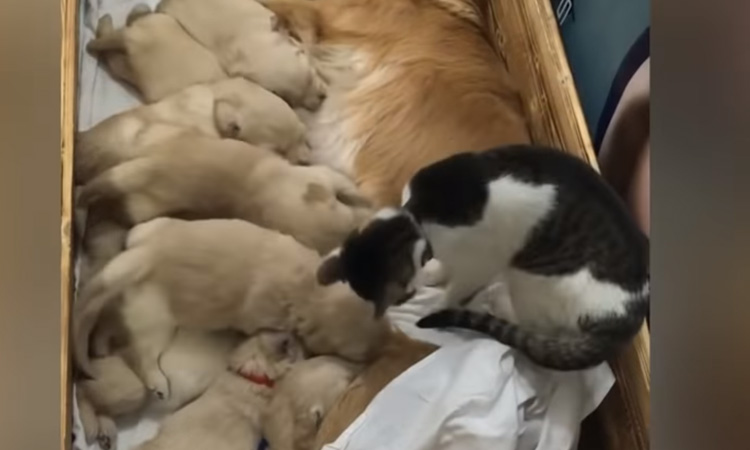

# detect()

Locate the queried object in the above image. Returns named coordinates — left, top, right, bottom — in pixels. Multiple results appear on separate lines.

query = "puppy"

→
left=76, top=328, right=242, bottom=450
left=78, top=135, right=371, bottom=254
left=156, top=0, right=326, bottom=109
left=134, top=331, right=305, bottom=450
left=73, top=218, right=391, bottom=400
left=87, top=5, right=226, bottom=102
left=76, top=356, right=146, bottom=450
left=264, top=356, right=361, bottom=450
left=76, top=77, right=311, bottom=185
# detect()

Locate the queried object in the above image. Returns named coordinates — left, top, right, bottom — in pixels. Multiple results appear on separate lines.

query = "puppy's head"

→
left=230, top=331, right=306, bottom=382
left=316, top=208, right=432, bottom=317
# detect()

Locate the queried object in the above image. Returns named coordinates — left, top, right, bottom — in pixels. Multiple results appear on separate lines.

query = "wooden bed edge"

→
left=60, top=0, right=78, bottom=448
left=487, top=1, right=650, bottom=449
left=489, top=0, right=597, bottom=168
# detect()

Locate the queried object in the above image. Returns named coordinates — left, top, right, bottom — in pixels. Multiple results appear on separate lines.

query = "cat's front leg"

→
left=417, top=258, right=448, bottom=287
left=443, top=279, right=486, bottom=307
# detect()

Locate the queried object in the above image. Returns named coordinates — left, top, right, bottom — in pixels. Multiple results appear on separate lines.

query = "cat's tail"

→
left=73, top=246, right=153, bottom=378
left=416, top=309, right=627, bottom=371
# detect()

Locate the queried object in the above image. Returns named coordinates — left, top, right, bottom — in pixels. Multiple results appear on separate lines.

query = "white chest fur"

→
left=423, top=176, right=558, bottom=305
left=302, top=47, right=394, bottom=176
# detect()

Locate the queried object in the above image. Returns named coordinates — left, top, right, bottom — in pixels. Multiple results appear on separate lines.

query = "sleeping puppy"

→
left=77, top=328, right=242, bottom=450
left=133, top=332, right=305, bottom=450
left=78, top=135, right=372, bottom=255
left=76, top=77, right=311, bottom=184
left=87, top=5, right=226, bottom=102
left=72, top=218, right=391, bottom=401
left=76, top=356, right=146, bottom=450
left=156, top=0, right=326, bottom=109
left=263, top=356, right=361, bottom=450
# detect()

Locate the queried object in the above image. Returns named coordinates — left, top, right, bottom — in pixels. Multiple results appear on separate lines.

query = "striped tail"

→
left=416, top=309, right=620, bottom=371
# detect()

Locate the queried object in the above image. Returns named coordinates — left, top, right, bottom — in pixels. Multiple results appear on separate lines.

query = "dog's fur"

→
left=257, top=0, right=530, bottom=207
left=75, top=77, right=311, bottom=184
left=73, top=218, right=391, bottom=400
left=157, top=0, right=326, bottom=109
left=133, top=331, right=305, bottom=450
left=79, top=134, right=372, bottom=254
left=76, top=328, right=241, bottom=450
left=264, top=356, right=361, bottom=450
left=87, top=6, right=227, bottom=103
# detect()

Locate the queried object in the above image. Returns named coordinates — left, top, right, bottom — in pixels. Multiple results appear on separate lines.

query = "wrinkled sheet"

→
left=321, top=286, right=615, bottom=450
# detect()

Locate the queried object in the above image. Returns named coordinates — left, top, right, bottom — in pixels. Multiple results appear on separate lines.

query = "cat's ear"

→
left=317, top=251, right=344, bottom=285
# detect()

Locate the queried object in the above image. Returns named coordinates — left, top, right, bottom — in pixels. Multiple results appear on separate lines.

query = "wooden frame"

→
left=485, top=1, right=650, bottom=449
left=59, top=0, right=649, bottom=449
left=60, top=0, right=78, bottom=449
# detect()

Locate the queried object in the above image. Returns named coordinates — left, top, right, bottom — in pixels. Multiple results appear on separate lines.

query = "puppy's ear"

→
left=317, top=251, right=344, bottom=286
left=214, top=100, right=241, bottom=139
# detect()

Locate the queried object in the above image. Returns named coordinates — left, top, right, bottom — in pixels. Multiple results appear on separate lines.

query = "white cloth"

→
left=321, top=286, right=615, bottom=450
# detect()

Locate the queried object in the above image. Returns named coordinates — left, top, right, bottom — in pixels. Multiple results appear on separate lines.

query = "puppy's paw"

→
left=96, top=416, right=118, bottom=450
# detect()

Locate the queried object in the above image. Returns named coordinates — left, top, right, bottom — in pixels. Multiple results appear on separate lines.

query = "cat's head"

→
left=230, top=331, right=306, bottom=382
left=316, top=208, right=432, bottom=316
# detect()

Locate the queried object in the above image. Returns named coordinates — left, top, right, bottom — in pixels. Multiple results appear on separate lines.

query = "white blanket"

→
left=324, top=286, right=614, bottom=450
left=72, top=1, right=615, bottom=449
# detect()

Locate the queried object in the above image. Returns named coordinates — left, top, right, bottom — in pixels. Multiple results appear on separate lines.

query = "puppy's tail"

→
left=78, top=158, right=152, bottom=209
left=74, top=246, right=153, bottom=377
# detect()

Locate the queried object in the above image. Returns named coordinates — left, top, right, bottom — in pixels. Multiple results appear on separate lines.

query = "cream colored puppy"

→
left=87, top=5, right=226, bottom=102
left=76, top=356, right=146, bottom=450
left=73, top=218, right=391, bottom=401
left=79, top=135, right=371, bottom=254
left=77, top=329, right=242, bottom=450
left=76, top=77, right=311, bottom=184
left=133, top=332, right=304, bottom=450
left=263, top=356, right=361, bottom=450
left=156, top=0, right=326, bottom=109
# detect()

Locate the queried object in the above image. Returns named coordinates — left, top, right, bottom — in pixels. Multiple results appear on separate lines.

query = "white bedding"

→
left=72, top=1, right=615, bottom=449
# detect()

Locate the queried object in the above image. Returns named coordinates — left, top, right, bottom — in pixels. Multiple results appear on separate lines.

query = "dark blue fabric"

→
left=594, top=27, right=650, bottom=153
left=257, top=437, right=269, bottom=450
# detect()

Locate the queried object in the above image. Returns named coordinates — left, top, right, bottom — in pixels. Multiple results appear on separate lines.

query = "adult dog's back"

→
left=265, top=0, right=531, bottom=206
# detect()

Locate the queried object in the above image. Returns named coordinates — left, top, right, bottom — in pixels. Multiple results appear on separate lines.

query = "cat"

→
left=132, top=331, right=304, bottom=450
left=317, top=145, right=649, bottom=370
